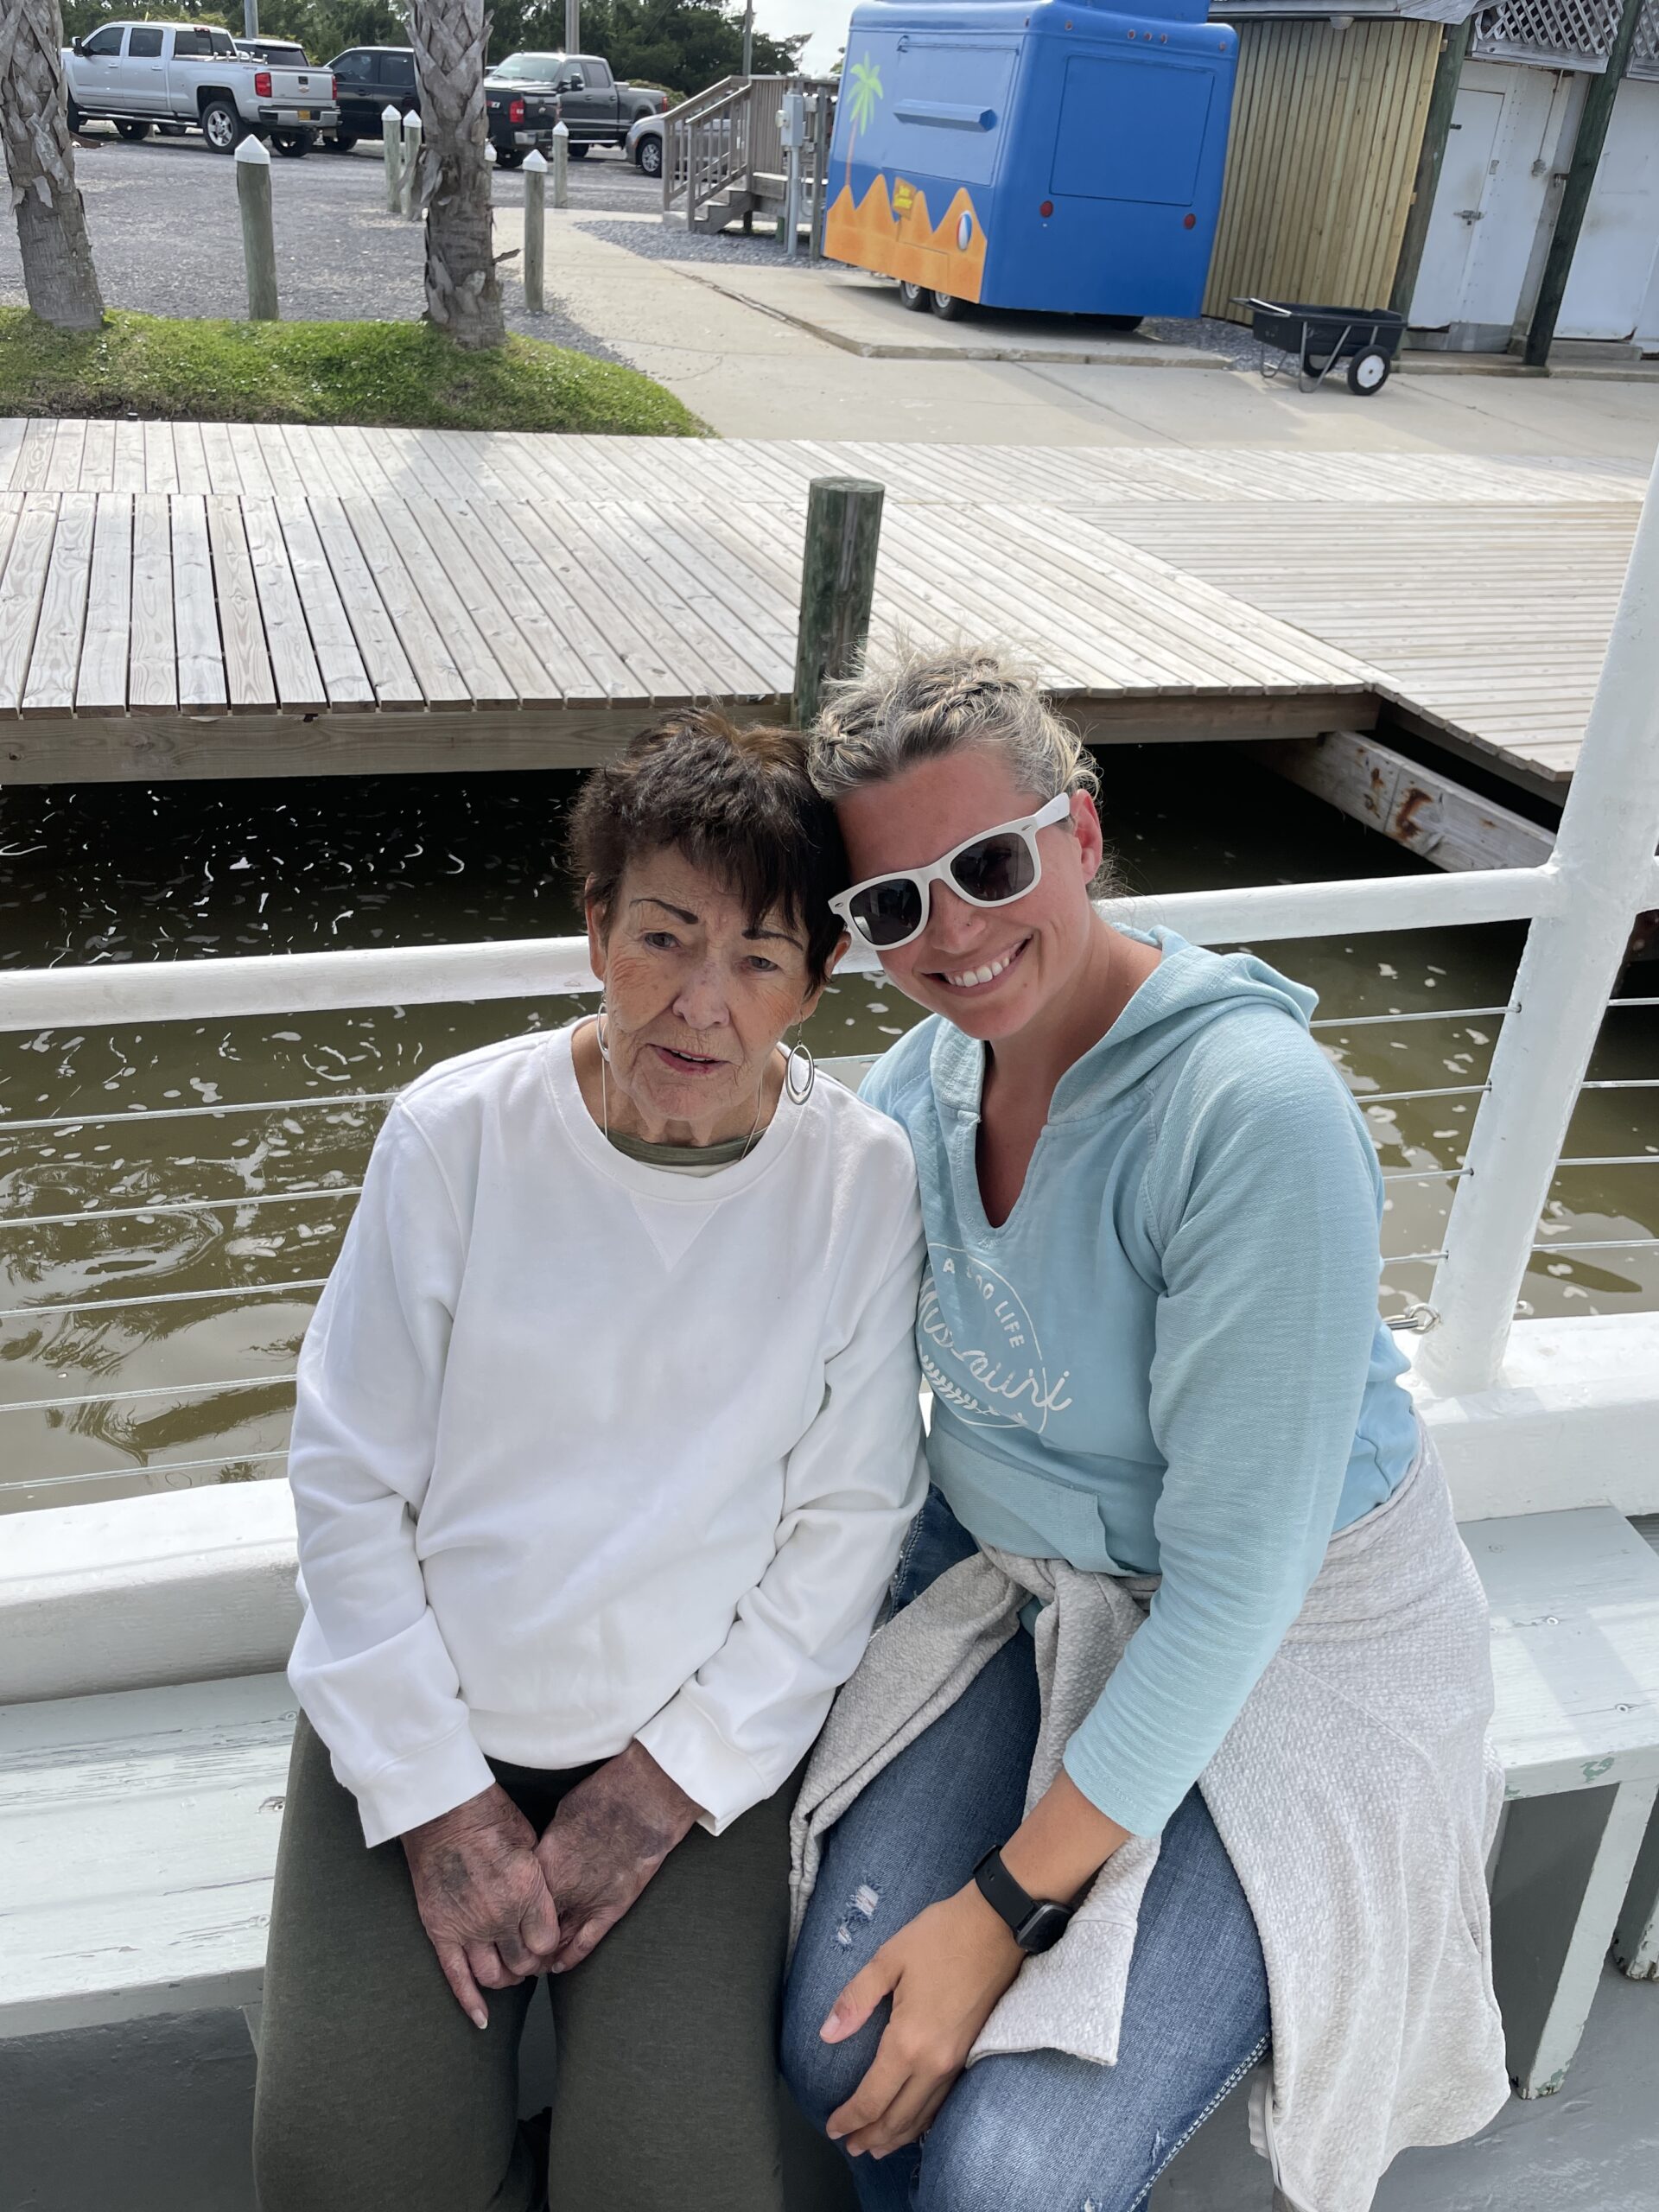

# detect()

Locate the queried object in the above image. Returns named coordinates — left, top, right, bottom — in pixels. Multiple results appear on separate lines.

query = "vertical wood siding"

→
left=1205, top=19, right=1444, bottom=321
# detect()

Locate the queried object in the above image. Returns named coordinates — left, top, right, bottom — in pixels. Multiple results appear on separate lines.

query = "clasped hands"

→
left=401, top=1739, right=699, bottom=2029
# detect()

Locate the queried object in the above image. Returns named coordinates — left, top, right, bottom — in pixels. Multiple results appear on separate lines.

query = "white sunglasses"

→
left=830, top=791, right=1073, bottom=950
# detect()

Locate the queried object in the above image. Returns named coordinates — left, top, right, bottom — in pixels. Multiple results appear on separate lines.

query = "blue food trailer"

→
left=823, top=0, right=1237, bottom=321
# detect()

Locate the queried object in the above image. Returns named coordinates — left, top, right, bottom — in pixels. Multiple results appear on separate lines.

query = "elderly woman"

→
left=251, top=714, right=926, bottom=2212
left=782, top=650, right=1508, bottom=2212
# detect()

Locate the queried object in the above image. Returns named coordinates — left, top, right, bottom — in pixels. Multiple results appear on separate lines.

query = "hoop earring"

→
left=785, top=1038, right=816, bottom=1105
left=594, top=1000, right=612, bottom=1064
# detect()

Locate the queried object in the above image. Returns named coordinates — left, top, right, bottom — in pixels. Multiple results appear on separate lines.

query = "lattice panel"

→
left=1472, top=0, right=1659, bottom=75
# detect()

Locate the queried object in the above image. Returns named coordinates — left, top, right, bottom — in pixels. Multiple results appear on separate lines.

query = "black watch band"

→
left=972, top=1847, right=1072, bottom=1955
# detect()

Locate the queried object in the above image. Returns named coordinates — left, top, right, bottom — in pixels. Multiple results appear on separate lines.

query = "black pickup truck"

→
left=491, top=50, right=667, bottom=155
left=324, top=44, right=561, bottom=163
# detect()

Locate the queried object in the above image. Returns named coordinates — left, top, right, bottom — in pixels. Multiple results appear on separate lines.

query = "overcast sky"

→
left=753, top=0, right=850, bottom=74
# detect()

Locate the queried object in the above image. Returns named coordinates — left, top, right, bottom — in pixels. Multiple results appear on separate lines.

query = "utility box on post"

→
left=824, top=0, right=1237, bottom=320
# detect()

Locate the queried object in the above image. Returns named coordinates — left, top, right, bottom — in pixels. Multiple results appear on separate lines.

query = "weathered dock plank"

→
left=128, top=493, right=178, bottom=712
left=21, top=491, right=96, bottom=716
left=76, top=495, right=133, bottom=713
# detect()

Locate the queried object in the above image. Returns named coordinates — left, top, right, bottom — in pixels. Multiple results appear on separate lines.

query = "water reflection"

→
left=1, top=753, right=1653, bottom=1510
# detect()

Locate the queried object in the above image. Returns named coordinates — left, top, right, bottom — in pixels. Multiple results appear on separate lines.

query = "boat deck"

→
left=0, top=420, right=1644, bottom=793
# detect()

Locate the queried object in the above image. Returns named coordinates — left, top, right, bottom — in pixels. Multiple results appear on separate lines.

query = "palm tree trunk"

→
left=0, top=0, right=105, bottom=331
left=407, top=0, right=505, bottom=351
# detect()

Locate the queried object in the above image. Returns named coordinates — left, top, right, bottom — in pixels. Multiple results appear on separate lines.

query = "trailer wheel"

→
left=328, top=130, right=358, bottom=152
left=898, top=280, right=930, bottom=313
left=930, top=289, right=969, bottom=321
left=115, top=118, right=152, bottom=142
left=568, top=142, right=589, bottom=159
left=1348, top=347, right=1390, bottom=395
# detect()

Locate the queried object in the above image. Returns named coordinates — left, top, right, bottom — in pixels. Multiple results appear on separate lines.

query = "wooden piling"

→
left=381, top=105, right=404, bottom=213
left=399, top=109, right=423, bottom=219
left=523, top=149, right=547, bottom=315
left=792, top=477, right=885, bottom=730
left=551, top=121, right=569, bottom=210
left=234, top=136, right=278, bottom=322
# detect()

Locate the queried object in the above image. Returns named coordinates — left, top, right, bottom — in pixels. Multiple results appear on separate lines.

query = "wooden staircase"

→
left=662, top=73, right=835, bottom=240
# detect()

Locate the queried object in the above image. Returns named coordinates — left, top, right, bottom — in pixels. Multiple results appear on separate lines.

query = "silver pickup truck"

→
left=62, top=19, right=339, bottom=156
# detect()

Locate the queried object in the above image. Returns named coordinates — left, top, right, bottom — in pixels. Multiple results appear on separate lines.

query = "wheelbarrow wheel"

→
left=931, top=289, right=969, bottom=321
left=1348, top=346, right=1390, bottom=395
left=898, top=280, right=931, bottom=313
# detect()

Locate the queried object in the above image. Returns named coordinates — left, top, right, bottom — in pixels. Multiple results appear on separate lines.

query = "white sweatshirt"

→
left=286, top=1025, right=927, bottom=1849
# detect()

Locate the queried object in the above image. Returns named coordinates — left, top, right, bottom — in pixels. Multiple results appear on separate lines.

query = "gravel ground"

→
left=575, top=215, right=1261, bottom=360
left=576, top=213, right=823, bottom=270
left=0, top=130, right=658, bottom=358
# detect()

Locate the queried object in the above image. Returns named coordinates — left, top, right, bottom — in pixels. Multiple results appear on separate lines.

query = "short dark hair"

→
left=566, top=711, right=849, bottom=986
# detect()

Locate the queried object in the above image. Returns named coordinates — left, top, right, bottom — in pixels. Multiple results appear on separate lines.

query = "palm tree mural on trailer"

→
left=843, top=54, right=883, bottom=201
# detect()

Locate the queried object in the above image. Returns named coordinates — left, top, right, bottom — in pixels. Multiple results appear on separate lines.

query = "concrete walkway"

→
left=495, top=211, right=1659, bottom=460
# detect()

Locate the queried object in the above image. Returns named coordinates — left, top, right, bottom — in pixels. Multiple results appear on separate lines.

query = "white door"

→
left=1409, top=86, right=1505, bottom=327
left=1559, top=79, right=1659, bottom=341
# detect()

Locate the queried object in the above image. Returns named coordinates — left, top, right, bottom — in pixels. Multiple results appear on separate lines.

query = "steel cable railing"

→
left=0, top=995, right=1653, bottom=1488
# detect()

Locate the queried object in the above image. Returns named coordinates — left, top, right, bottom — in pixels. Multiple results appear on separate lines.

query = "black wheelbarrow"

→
left=1236, top=296, right=1404, bottom=395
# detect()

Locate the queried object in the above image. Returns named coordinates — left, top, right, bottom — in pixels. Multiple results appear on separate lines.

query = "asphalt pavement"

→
left=0, top=128, right=656, bottom=355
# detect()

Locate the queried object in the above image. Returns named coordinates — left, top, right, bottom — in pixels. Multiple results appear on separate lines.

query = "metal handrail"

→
left=0, top=1370, right=295, bottom=1417
left=0, top=1279, right=330, bottom=1324
left=0, top=1446, right=290, bottom=1496
left=1310, top=1005, right=1515, bottom=1029
left=0, top=1187, right=361, bottom=1232
left=0, top=1092, right=394, bottom=1134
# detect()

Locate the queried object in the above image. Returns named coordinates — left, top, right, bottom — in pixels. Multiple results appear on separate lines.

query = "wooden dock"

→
left=0, top=419, right=1643, bottom=791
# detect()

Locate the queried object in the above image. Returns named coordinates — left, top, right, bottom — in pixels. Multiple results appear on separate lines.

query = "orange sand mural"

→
left=824, top=174, right=989, bottom=304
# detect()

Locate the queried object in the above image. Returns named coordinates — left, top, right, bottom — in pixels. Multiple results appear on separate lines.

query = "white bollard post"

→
left=234, top=134, right=278, bottom=321
left=1417, top=439, right=1659, bottom=1395
left=550, top=118, right=569, bottom=210
left=399, top=108, right=423, bottom=219
left=382, top=105, right=404, bottom=212
left=522, top=149, right=547, bottom=315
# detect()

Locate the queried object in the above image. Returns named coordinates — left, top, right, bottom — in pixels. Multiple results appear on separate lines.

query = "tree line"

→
left=53, top=0, right=808, bottom=99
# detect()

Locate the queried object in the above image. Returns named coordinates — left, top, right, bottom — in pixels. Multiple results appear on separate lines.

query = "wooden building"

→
left=1205, top=0, right=1659, bottom=359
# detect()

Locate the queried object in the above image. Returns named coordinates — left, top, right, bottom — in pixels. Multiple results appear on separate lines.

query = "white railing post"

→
left=1415, top=443, right=1659, bottom=1396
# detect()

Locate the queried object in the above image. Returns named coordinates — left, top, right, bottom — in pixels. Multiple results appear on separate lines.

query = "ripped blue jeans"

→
left=781, top=1491, right=1271, bottom=2212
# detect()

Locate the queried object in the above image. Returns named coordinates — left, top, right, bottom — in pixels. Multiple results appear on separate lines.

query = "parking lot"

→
left=0, top=127, right=662, bottom=351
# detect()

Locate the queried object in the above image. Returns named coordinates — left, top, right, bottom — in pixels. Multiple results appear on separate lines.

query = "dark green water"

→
left=2, top=747, right=1654, bottom=1511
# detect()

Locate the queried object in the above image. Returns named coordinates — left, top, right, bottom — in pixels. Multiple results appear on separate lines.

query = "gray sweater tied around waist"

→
left=788, top=1436, right=1510, bottom=2212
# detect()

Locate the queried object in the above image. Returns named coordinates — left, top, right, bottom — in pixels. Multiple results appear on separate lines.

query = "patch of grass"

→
left=0, top=307, right=705, bottom=435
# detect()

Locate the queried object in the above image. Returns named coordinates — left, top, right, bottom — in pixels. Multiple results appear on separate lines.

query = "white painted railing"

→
left=1, top=454, right=1657, bottom=1515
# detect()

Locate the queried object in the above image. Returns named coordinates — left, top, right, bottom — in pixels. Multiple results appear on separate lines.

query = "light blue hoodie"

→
left=861, top=927, right=1421, bottom=1837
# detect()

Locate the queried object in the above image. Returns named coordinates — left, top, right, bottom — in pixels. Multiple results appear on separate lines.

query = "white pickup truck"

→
left=62, top=18, right=339, bottom=156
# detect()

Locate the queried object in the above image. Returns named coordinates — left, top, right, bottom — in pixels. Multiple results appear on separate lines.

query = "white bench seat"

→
left=0, top=1672, right=294, bottom=2037
left=1466, top=1507, right=1659, bottom=2095
left=3, top=1513, right=1656, bottom=2108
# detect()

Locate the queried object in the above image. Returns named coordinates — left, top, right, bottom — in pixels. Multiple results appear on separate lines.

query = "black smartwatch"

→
left=972, top=1847, right=1073, bottom=1954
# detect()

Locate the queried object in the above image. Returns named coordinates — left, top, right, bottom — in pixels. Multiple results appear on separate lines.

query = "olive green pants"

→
left=252, top=1715, right=795, bottom=2212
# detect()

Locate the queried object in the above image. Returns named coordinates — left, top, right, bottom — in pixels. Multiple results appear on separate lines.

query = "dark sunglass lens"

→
left=851, top=879, right=924, bottom=947
left=951, top=832, right=1034, bottom=906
